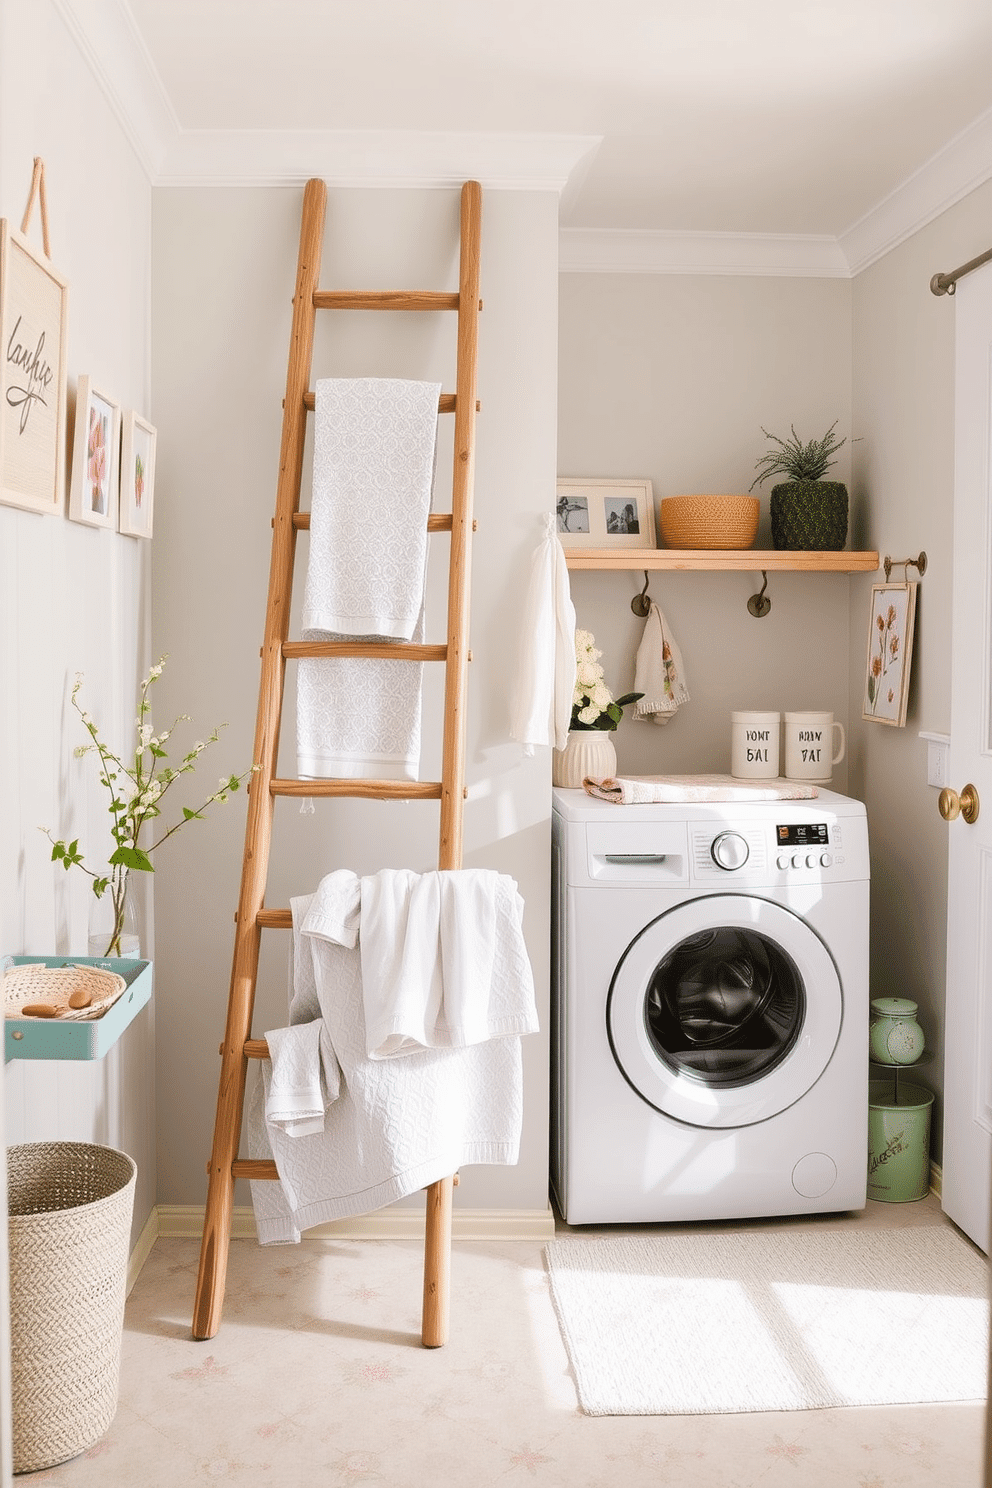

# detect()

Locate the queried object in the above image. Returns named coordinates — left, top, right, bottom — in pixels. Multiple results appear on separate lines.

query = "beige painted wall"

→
left=558, top=273, right=854, bottom=783
left=850, top=177, right=992, bottom=1160
left=150, top=186, right=559, bottom=1214
left=1, top=0, right=156, bottom=1246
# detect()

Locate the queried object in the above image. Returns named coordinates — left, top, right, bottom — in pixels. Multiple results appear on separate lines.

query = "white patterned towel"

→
left=584, top=774, right=819, bottom=805
left=248, top=870, right=537, bottom=1242
left=296, top=377, right=441, bottom=780
left=633, top=601, right=690, bottom=725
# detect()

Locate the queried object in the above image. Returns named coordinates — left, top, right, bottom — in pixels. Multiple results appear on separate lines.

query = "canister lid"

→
left=870, top=997, right=918, bottom=1017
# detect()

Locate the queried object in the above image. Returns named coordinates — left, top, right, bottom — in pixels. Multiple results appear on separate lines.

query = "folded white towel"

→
left=510, top=512, right=577, bottom=753
left=584, top=774, right=819, bottom=805
left=263, top=1023, right=331, bottom=1139
left=633, top=601, right=690, bottom=725
left=296, top=377, right=440, bottom=780
left=350, top=868, right=538, bottom=1059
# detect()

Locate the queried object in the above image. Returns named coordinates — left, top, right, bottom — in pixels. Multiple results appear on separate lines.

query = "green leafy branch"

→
left=43, top=658, right=257, bottom=954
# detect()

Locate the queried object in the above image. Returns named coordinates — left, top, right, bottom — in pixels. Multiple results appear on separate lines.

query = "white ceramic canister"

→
left=869, top=997, right=925, bottom=1066
left=730, top=711, right=780, bottom=779
left=783, top=710, right=846, bottom=782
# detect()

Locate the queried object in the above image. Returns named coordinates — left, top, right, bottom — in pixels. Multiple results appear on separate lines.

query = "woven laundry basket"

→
left=7, top=1141, right=136, bottom=1473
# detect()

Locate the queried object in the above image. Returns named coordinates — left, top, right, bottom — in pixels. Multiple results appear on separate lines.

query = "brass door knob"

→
left=938, top=783, right=980, bottom=824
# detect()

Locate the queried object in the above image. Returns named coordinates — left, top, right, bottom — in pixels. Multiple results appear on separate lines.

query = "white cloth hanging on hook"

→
left=510, top=511, right=577, bottom=753
left=633, top=600, right=690, bottom=725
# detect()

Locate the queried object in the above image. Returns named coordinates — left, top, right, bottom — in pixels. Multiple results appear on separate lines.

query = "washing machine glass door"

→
left=607, top=894, right=842, bottom=1129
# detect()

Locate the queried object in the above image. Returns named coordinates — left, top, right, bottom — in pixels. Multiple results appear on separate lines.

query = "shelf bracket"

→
left=747, top=571, right=771, bottom=618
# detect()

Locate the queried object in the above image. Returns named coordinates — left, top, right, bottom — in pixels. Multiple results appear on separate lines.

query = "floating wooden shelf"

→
left=564, top=549, right=879, bottom=573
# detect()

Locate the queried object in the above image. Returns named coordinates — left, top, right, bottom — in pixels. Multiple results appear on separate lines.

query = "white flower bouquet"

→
left=570, top=629, right=642, bottom=732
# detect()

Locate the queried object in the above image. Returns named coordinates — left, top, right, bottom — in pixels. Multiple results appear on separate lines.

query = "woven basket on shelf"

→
left=659, top=495, right=759, bottom=550
left=3, top=962, right=126, bottom=1022
left=7, top=1141, right=137, bottom=1473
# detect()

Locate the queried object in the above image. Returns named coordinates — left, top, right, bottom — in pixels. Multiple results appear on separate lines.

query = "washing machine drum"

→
left=607, top=895, right=843, bottom=1129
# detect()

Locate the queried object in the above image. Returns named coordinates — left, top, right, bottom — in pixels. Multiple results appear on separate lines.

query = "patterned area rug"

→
left=545, top=1225, right=989, bottom=1416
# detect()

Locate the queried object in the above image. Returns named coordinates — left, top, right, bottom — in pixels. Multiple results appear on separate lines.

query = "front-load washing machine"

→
left=551, top=785, right=870, bottom=1225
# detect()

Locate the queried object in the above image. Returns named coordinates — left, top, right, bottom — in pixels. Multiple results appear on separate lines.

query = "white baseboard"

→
left=150, top=1202, right=556, bottom=1246
left=127, top=1205, right=161, bottom=1295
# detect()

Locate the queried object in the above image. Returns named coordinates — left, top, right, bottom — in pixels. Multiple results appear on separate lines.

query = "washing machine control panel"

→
left=692, top=821, right=849, bottom=882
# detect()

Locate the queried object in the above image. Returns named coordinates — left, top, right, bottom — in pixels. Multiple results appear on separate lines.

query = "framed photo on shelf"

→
left=0, top=219, right=69, bottom=515
left=862, top=582, right=917, bottom=727
left=555, top=478, right=655, bottom=549
left=119, top=410, right=156, bottom=538
left=68, top=376, right=121, bottom=529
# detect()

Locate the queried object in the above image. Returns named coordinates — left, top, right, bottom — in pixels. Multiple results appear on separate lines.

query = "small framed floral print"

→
left=863, top=582, right=917, bottom=727
left=119, top=410, right=156, bottom=538
left=68, top=376, right=121, bottom=529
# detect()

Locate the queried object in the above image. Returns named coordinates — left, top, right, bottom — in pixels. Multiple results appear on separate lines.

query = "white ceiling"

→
left=66, top=0, right=992, bottom=270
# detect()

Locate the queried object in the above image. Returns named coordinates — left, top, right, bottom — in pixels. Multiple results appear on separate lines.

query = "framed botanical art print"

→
left=68, top=376, right=121, bottom=528
left=119, top=410, right=156, bottom=538
left=863, top=582, right=917, bottom=727
left=555, top=478, right=656, bottom=549
left=0, top=219, right=69, bottom=515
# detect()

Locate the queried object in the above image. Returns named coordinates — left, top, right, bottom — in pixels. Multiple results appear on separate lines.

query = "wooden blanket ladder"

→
left=192, top=177, right=482, bottom=1348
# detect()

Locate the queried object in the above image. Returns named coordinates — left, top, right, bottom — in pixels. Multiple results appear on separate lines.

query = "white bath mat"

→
left=545, top=1225, right=989, bottom=1416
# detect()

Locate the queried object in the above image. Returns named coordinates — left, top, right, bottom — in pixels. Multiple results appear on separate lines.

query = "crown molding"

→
left=559, top=227, right=850, bottom=277
left=839, top=104, right=992, bottom=274
left=155, top=129, right=602, bottom=192
left=52, top=2, right=992, bottom=274
left=52, top=0, right=180, bottom=179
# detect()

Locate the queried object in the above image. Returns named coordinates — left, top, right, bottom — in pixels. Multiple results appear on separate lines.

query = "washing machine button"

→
left=711, top=831, right=749, bottom=870
left=805, top=853, right=816, bottom=869
left=790, top=853, right=802, bottom=869
left=820, top=852, right=832, bottom=868
left=776, top=853, right=790, bottom=870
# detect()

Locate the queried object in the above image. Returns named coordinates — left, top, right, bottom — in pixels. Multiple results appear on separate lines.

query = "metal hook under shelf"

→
left=883, top=551, right=927, bottom=583
left=747, top=571, right=771, bottom=619
left=631, top=571, right=652, bottom=618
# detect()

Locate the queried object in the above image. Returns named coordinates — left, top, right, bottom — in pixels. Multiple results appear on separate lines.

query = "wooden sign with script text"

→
left=0, top=220, right=69, bottom=514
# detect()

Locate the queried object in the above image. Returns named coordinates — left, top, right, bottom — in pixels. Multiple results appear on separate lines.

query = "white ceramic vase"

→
left=552, top=730, right=618, bottom=788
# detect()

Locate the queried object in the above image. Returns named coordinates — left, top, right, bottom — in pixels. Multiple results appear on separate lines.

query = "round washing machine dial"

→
left=710, top=831, right=750, bottom=871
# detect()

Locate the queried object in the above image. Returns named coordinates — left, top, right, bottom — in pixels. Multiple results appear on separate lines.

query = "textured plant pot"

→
left=770, top=481, right=848, bottom=551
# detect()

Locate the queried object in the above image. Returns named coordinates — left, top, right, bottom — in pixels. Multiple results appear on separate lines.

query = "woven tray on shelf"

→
left=3, top=962, right=127, bottom=1022
left=659, top=494, right=759, bottom=550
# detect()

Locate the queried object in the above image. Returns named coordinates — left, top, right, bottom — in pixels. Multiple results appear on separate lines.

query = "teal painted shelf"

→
left=4, top=956, right=152, bottom=1062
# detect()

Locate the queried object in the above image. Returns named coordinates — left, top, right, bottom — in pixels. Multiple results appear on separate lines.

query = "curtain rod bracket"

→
left=883, top=552, right=927, bottom=583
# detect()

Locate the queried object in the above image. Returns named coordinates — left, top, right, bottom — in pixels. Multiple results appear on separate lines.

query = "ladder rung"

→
left=283, top=641, right=447, bottom=662
left=313, top=290, right=460, bottom=312
left=232, top=1159, right=279, bottom=1181
left=302, top=390, right=465, bottom=415
left=292, top=512, right=476, bottom=533
left=256, top=909, right=292, bottom=929
left=270, top=778, right=444, bottom=800
left=244, top=1039, right=270, bottom=1059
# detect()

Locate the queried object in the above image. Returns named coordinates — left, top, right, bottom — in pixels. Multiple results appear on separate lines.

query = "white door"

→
left=942, top=260, right=992, bottom=1253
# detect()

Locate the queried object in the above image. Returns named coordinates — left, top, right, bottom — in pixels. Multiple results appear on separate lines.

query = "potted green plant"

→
left=750, top=421, right=848, bottom=551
